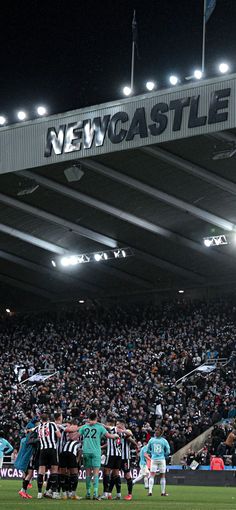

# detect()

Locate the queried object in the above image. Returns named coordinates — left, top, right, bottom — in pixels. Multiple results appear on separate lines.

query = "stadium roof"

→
left=1, top=74, right=236, bottom=311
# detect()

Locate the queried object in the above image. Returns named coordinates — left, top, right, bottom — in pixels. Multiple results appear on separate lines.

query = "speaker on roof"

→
left=64, top=164, right=84, bottom=183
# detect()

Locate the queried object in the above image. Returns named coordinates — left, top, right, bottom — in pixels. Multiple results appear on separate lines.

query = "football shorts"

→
left=150, top=458, right=166, bottom=474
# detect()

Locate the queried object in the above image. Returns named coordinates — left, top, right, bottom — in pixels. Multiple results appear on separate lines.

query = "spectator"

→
left=210, top=455, right=225, bottom=470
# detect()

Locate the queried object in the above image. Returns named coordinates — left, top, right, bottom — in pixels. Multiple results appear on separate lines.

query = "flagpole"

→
left=130, top=39, right=135, bottom=92
left=130, top=10, right=137, bottom=93
left=201, top=0, right=207, bottom=74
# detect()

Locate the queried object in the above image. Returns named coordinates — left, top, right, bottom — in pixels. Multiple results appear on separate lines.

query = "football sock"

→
left=127, top=477, right=133, bottom=495
left=46, top=476, right=52, bottom=491
left=149, top=476, right=154, bottom=493
left=65, top=474, right=70, bottom=492
left=144, top=476, right=149, bottom=488
left=70, top=474, right=78, bottom=492
left=109, top=474, right=115, bottom=493
left=160, top=478, right=166, bottom=494
left=93, top=475, right=99, bottom=497
left=57, top=474, right=61, bottom=492
left=50, top=474, right=58, bottom=494
left=103, top=473, right=110, bottom=493
left=23, top=479, right=29, bottom=491
left=115, top=475, right=121, bottom=495
left=133, top=473, right=144, bottom=484
left=60, top=475, right=66, bottom=492
left=37, top=474, right=44, bottom=493
left=86, top=476, right=91, bottom=495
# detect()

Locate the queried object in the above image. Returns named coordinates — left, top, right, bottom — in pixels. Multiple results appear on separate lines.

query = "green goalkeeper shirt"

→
left=79, top=423, right=107, bottom=454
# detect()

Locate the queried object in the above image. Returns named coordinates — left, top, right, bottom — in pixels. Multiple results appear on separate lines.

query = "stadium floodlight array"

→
left=57, top=247, right=133, bottom=267
left=203, top=235, right=228, bottom=247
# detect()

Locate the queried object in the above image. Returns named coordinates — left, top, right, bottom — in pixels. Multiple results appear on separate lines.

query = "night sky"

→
left=0, top=0, right=235, bottom=122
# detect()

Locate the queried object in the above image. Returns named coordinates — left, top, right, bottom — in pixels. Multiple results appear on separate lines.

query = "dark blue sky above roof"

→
left=0, top=0, right=234, bottom=120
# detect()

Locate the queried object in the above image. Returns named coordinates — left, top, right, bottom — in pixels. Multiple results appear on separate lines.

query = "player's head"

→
left=0, top=430, right=4, bottom=437
left=41, top=413, right=49, bottom=423
left=107, top=415, right=115, bottom=426
left=155, top=426, right=163, bottom=437
left=89, top=411, right=97, bottom=423
left=116, top=420, right=126, bottom=430
left=54, top=412, right=63, bottom=424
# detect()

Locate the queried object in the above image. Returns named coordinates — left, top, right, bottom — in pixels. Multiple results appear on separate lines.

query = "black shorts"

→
left=121, top=459, right=130, bottom=473
left=105, top=456, right=122, bottom=470
left=60, top=451, right=78, bottom=469
left=28, top=449, right=40, bottom=471
left=39, top=448, right=58, bottom=467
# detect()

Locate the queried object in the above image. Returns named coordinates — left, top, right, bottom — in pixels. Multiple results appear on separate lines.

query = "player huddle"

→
left=14, top=411, right=170, bottom=500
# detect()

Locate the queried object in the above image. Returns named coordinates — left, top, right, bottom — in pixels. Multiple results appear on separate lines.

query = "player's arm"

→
left=64, top=424, right=78, bottom=433
left=116, top=427, right=132, bottom=437
left=146, top=440, right=152, bottom=455
left=3, top=439, right=14, bottom=454
left=105, top=432, right=119, bottom=439
left=101, top=443, right=107, bottom=450
left=164, top=440, right=171, bottom=458
left=144, top=452, right=151, bottom=462
left=127, top=436, right=139, bottom=449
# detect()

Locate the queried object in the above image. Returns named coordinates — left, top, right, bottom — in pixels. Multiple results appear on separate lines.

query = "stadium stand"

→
left=0, top=299, right=235, bottom=460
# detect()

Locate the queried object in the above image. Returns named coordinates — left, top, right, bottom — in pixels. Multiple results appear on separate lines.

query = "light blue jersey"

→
left=0, top=437, right=13, bottom=459
left=139, top=445, right=148, bottom=467
left=147, top=436, right=170, bottom=460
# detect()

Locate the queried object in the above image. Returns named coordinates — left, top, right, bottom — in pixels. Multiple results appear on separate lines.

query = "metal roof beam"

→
left=0, top=219, right=202, bottom=284
left=17, top=171, right=229, bottom=263
left=0, top=192, right=117, bottom=249
left=0, top=249, right=100, bottom=294
left=65, top=156, right=235, bottom=232
left=141, top=146, right=236, bottom=197
left=0, top=220, right=150, bottom=289
left=16, top=172, right=233, bottom=277
left=0, top=273, right=54, bottom=300
left=0, top=222, right=67, bottom=255
left=135, top=249, right=206, bottom=282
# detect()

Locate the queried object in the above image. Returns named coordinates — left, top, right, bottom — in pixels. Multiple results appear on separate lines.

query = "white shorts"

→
left=0, top=458, right=3, bottom=468
left=139, top=465, right=150, bottom=476
left=150, top=458, right=166, bottom=474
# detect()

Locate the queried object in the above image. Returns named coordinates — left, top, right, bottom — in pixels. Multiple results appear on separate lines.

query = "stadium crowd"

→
left=0, top=299, right=236, bottom=455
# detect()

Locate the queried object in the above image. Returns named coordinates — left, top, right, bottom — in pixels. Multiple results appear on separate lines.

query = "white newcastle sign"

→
left=0, top=74, right=236, bottom=175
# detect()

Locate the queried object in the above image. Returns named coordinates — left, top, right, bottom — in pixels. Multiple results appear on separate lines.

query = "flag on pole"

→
left=132, top=10, right=139, bottom=57
left=205, top=0, right=216, bottom=23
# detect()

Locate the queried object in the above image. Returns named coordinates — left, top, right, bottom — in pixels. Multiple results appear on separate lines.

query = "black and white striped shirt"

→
left=37, top=421, right=58, bottom=450
left=57, top=425, right=67, bottom=454
left=121, top=434, right=131, bottom=460
left=106, top=427, right=121, bottom=458
left=63, top=440, right=81, bottom=456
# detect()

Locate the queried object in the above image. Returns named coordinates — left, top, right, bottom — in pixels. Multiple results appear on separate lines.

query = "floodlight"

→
left=121, top=250, right=126, bottom=257
left=69, top=256, right=77, bottom=265
left=194, top=70, right=203, bottom=80
left=6, top=308, right=11, bottom=313
left=17, top=111, right=27, bottom=121
left=146, top=81, right=155, bottom=91
left=79, top=300, right=85, bottom=303
left=169, top=75, right=178, bottom=86
left=178, top=290, right=184, bottom=294
left=0, top=116, right=6, bottom=125
left=61, top=257, right=70, bottom=266
left=123, top=86, right=132, bottom=96
left=94, top=253, right=102, bottom=261
left=203, top=235, right=228, bottom=247
left=37, top=105, right=47, bottom=116
left=51, top=260, right=56, bottom=267
left=219, top=62, right=229, bottom=74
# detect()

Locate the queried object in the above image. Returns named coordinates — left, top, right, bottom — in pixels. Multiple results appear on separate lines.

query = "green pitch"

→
left=0, top=480, right=235, bottom=510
